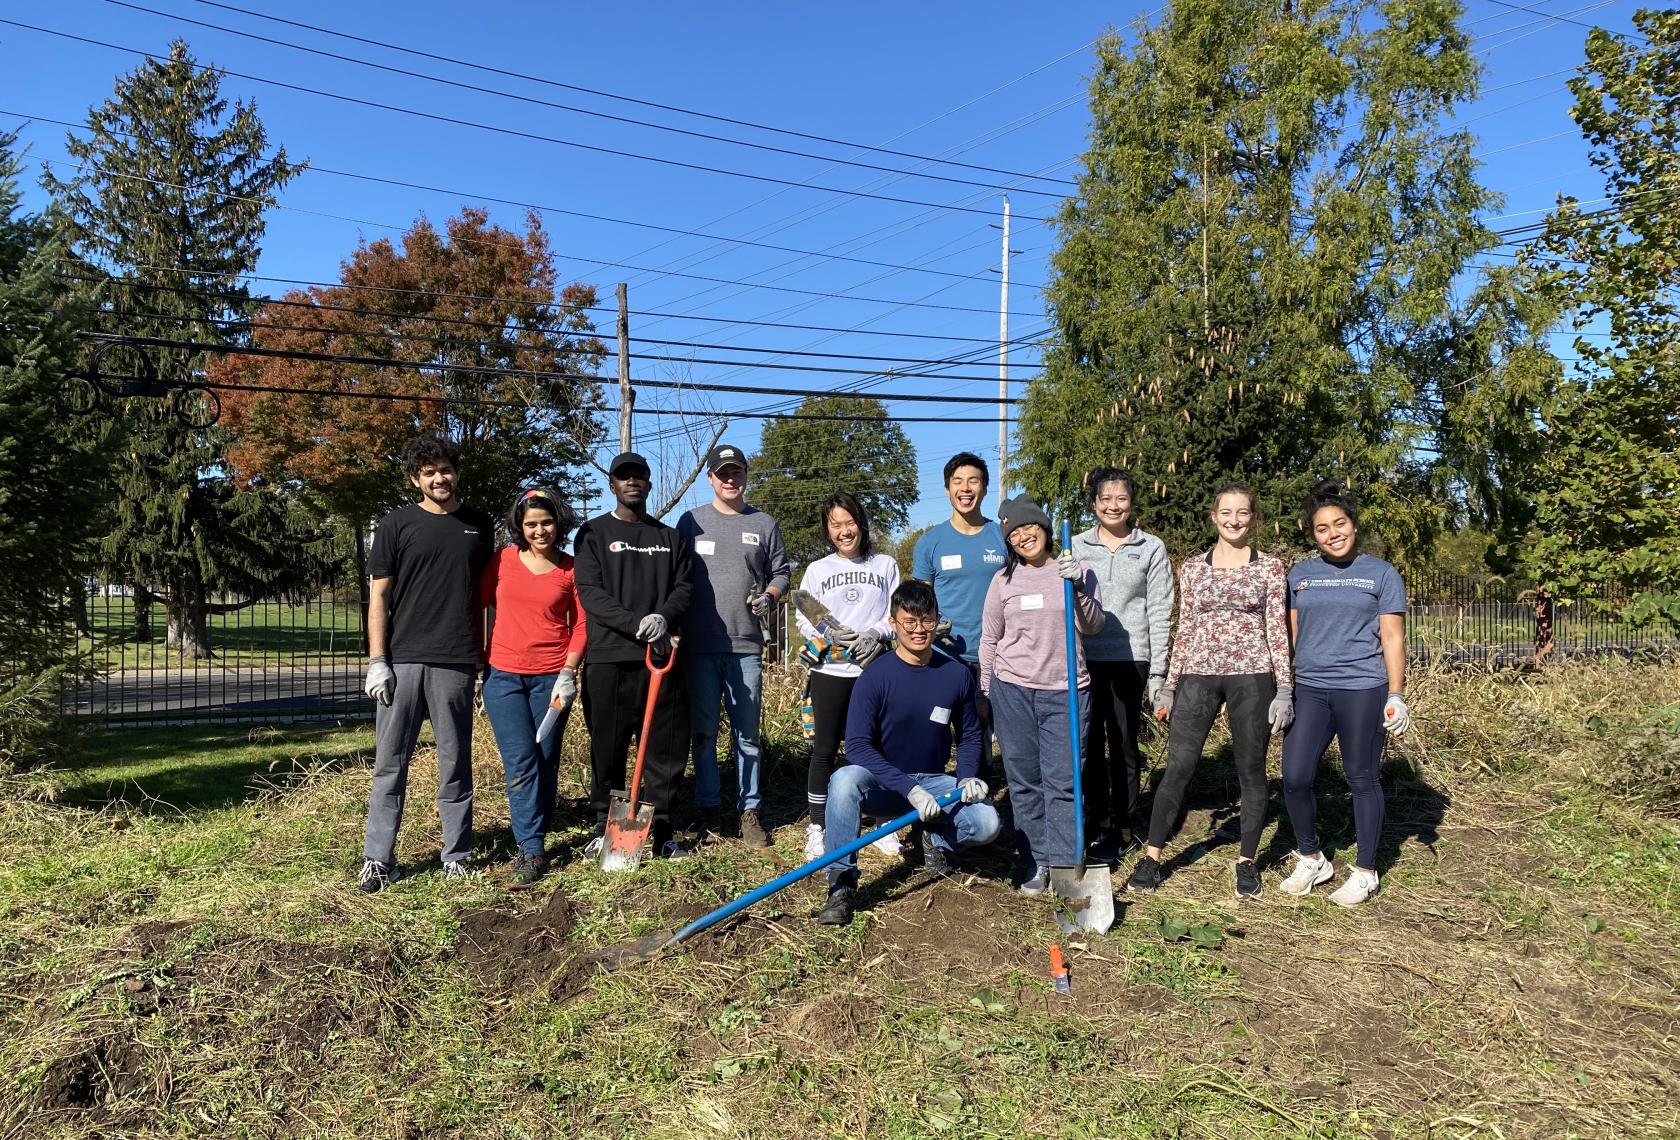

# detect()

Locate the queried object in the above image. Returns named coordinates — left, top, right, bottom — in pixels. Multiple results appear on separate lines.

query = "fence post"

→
left=1533, top=588, right=1555, bottom=667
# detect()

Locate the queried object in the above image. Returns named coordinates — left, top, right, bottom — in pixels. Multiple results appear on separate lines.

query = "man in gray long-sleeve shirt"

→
left=676, top=443, right=791, bottom=846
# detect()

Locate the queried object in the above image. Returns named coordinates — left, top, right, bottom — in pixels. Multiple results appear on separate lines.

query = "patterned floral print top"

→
left=1165, top=548, right=1292, bottom=687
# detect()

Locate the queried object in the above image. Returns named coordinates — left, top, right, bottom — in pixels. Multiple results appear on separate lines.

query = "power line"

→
left=177, top=0, right=1085, bottom=188
left=1477, top=0, right=1652, bottom=44
left=1, top=18, right=1051, bottom=220
left=105, top=0, right=1072, bottom=199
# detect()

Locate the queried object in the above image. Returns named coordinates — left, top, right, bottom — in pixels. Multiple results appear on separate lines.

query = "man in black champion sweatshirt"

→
left=574, top=451, right=694, bottom=859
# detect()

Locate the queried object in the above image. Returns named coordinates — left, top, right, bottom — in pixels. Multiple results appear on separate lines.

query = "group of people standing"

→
left=355, top=434, right=1410, bottom=920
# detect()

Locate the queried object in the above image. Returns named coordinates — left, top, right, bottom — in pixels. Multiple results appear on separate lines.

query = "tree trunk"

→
left=69, top=579, right=91, bottom=636
left=354, top=522, right=370, bottom=657
left=133, top=584, right=154, bottom=643
left=166, top=577, right=213, bottom=660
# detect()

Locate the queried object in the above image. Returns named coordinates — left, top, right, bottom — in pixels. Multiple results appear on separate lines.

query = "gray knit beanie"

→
left=999, top=494, right=1052, bottom=542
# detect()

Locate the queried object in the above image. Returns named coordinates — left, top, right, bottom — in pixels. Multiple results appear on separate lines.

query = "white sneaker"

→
left=581, top=836, right=604, bottom=860
left=1330, top=868, right=1380, bottom=908
left=870, top=831, right=902, bottom=856
left=441, top=860, right=474, bottom=881
left=804, top=824, right=825, bottom=861
left=1276, top=852, right=1334, bottom=896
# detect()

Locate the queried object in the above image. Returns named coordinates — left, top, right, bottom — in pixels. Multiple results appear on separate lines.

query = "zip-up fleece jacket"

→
left=573, top=511, right=693, bottom=664
left=1071, top=525, right=1174, bottom=676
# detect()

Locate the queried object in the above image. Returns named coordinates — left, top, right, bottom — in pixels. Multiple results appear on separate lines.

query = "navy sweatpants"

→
left=1280, top=682, right=1387, bottom=870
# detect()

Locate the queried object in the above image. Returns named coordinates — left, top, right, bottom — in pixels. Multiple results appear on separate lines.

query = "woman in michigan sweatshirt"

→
left=979, top=495, right=1103, bottom=895
left=793, top=491, right=900, bottom=859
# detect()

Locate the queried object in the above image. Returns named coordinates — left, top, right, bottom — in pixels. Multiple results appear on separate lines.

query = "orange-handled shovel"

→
left=599, top=640, right=679, bottom=873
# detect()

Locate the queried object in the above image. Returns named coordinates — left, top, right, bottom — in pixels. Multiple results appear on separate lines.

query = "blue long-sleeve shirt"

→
left=843, top=651, right=981, bottom=797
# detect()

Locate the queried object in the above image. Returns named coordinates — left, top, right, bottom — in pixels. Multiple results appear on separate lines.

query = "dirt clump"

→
left=864, top=879, right=1032, bottom=980
left=453, top=888, right=577, bottom=990
left=38, top=1036, right=150, bottom=1110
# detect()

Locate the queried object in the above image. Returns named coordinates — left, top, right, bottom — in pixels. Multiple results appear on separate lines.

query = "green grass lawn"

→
left=1, top=665, right=1677, bottom=1136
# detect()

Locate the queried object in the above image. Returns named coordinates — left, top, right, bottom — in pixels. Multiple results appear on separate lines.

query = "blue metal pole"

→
left=667, top=787, right=963, bottom=947
left=1061, top=518, right=1086, bottom=860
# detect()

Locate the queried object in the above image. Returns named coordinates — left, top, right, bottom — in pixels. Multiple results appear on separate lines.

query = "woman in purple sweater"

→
left=979, top=495, right=1104, bottom=895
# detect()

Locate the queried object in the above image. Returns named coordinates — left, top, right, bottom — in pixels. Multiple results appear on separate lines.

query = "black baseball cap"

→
left=608, top=451, right=650, bottom=476
left=705, top=443, right=748, bottom=473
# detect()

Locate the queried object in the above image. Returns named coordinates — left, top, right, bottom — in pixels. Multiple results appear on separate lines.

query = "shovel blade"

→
left=599, top=792, right=654, bottom=873
left=1050, top=863, right=1116, bottom=933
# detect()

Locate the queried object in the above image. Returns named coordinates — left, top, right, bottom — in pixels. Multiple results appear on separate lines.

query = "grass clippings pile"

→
left=1, top=659, right=1677, bottom=1137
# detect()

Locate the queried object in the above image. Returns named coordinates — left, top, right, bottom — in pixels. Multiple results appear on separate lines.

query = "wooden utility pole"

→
left=616, top=281, right=632, bottom=451
left=996, top=198, right=1011, bottom=512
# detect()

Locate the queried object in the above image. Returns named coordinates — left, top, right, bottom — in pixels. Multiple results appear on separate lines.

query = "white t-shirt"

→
left=795, top=552, right=900, bottom=677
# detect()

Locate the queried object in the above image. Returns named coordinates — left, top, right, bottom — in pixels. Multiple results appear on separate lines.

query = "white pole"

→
left=997, top=197, right=1011, bottom=513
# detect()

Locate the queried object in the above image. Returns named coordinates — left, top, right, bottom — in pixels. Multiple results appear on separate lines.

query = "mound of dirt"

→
left=39, top=1036, right=150, bottom=1110
left=453, top=889, right=577, bottom=990
left=864, top=880, right=1035, bottom=979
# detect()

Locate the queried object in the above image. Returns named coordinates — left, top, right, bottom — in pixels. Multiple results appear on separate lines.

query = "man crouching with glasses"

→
left=815, top=579, right=1001, bottom=925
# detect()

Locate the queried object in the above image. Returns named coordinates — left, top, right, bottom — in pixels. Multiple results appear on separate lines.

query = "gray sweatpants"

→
left=363, top=662, right=476, bottom=867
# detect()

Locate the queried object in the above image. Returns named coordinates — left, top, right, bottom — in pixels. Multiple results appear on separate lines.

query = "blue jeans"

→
left=823, top=766, right=1001, bottom=889
left=989, top=678, right=1090, bottom=871
left=688, top=652, right=763, bottom=812
left=482, top=666, right=570, bottom=857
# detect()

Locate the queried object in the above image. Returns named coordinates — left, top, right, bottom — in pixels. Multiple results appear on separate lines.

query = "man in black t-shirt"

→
left=358, top=435, right=494, bottom=893
left=574, top=451, right=693, bottom=860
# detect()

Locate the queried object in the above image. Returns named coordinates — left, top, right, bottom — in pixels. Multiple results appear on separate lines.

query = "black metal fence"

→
left=34, top=571, right=1676, bottom=728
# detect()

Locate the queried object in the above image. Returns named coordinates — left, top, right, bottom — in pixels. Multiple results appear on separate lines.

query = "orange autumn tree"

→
left=215, top=207, right=606, bottom=566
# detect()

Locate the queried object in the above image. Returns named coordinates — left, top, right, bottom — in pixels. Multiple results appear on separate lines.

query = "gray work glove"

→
left=748, top=591, right=775, bottom=622
left=1383, top=692, right=1411, bottom=736
left=826, top=621, right=858, bottom=647
left=958, top=777, right=988, bottom=805
left=1154, top=685, right=1175, bottom=723
left=851, top=628, right=886, bottom=666
left=1057, top=548, right=1082, bottom=582
left=364, top=657, right=396, bottom=706
left=1267, top=683, right=1294, bottom=734
left=550, top=668, right=577, bottom=710
left=636, top=613, right=668, bottom=643
left=1146, top=675, right=1165, bottom=706
left=906, top=785, right=941, bottom=822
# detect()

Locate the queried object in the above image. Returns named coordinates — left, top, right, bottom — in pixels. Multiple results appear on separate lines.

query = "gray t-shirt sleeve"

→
left=1378, top=561, right=1406, bottom=613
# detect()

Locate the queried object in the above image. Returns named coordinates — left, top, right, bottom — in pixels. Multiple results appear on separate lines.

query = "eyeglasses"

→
left=894, top=616, right=940, bottom=632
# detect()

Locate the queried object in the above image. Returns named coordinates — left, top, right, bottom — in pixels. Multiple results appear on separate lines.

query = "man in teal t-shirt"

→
left=912, top=452, right=1006, bottom=777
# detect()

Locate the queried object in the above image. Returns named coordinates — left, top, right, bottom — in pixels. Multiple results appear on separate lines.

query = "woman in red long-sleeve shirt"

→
left=481, top=488, right=587, bottom=889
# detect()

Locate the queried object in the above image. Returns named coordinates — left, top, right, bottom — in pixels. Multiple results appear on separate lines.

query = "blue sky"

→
left=0, top=0, right=1642, bottom=533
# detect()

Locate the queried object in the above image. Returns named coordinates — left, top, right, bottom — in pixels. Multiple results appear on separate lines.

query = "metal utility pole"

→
left=616, top=281, right=632, bottom=451
left=996, top=199, right=1012, bottom=512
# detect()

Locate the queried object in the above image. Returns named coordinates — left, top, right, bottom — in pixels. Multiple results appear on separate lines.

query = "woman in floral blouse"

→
left=1127, top=483, right=1292, bottom=900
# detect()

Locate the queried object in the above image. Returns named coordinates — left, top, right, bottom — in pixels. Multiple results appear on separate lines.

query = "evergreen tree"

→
left=1016, top=0, right=1547, bottom=562
left=0, top=130, right=107, bottom=681
left=749, top=397, right=918, bottom=565
left=42, top=40, right=307, bottom=658
left=1526, top=9, right=1680, bottom=616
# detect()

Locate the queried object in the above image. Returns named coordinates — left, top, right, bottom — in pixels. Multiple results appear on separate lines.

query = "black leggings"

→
left=807, top=670, right=857, bottom=828
left=1086, top=660, right=1149, bottom=834
left=1281, top=683, right=1386, bottom=870
left=1145, top=673, right=1275, bottom=861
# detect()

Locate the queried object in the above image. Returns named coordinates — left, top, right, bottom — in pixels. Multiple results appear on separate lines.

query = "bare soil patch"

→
left=451, top=887, right=577, bottom=991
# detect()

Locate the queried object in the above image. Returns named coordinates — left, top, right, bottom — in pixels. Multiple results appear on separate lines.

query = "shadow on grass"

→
left=54, top=723, right=376, bottom=814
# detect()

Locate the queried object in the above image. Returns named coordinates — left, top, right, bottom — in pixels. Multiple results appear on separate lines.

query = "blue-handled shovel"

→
left=586, top=788, right=963, bottom=969
left=1050, top=519, right=1116, bottom=934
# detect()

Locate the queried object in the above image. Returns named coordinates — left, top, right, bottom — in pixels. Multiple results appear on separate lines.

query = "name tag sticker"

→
left=940, top=554, right=963, bottom=571
left=695, top=540, right=716, bottom=556
left=929, top=706, right=951, bottom=725
left=1020, top=594, right=1045, bottom=610
left=741, top=532, right=760, bottom=546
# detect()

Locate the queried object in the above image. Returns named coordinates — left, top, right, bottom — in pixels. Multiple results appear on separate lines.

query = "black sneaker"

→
left=357, top=860, right=395, bottom=894
left=815, top=887, right=854, bottom=925
left=921, top=840, right=952, bottom=878
left=691, top=809, right=722, bottom=844
left=1127, top=855, right=1163, bottom=894
left=508, top=851, right=546, bottom=891
left=1234, top=859, right=1262, bottom=900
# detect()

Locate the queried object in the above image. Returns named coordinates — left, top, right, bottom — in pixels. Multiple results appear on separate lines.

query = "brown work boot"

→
left=738, top=809, right=771, bottom=848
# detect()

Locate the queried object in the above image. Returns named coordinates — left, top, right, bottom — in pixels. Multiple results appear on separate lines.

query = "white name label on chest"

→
left=695, top=540, right=716, bottom=556
left=929, top=705, right=951, bottom=724
left=940, top=554, right=963, bottom=570
left=1020, top=593, right=1045, bottom=610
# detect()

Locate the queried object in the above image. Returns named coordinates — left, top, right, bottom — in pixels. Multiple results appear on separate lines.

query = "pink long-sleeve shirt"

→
left=979, top=559, right=1104, bottom=694
left=1165, top=549, right=1293, bottom=688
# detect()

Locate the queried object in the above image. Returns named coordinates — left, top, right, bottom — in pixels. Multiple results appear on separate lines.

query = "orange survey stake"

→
left=1049, top=943, right=1070, bottom=994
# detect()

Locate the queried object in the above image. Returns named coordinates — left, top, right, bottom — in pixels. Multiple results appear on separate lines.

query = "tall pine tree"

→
left=1016, top=0, right=1548, bottom=561
left=43, top=41, right=308, bottom=658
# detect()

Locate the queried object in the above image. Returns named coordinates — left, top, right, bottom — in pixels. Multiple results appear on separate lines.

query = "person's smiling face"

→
left=826, top=506, right=861, bottom=558
left=410, top=461, right=458, bottom=509
left=1211, top=491, right=1253, bottom=545
left=1008, top=522, right=1050, bottom=564
left=522, top=507, right=556, bottom=553
left=945, top=465, right=986, bottom=516
left=610, top=465, right=650, bottom=510
left=1312, top=506, right=1357, bottom=559
left=1093, top=479, right=1132, bottom=531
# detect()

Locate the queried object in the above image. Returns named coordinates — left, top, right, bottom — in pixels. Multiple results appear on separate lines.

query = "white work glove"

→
left=550, top=668, right=577, bottom=710
left=1267, top=683, right=1294, bottom=734
left=636, top=613, right=668, bottom=643
left=364, top=657, right=396, bottom=706
left=748, top=591, right=775, bottom=621
left=851, top=628, right=885, bottom=665
left=1146, top=675, right=1165, bottom=706
left=1154, top=686, right=1175, bottom=723
left=907, top=785, right=941, bottom=823
left=958, top=777, right=988, bottom=805
left=1383, top=692, right=1411, bottom=736
left=1057, top=549, right=1081, bottom=582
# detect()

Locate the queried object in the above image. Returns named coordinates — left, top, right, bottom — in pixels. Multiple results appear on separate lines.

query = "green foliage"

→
left=750, top=396, right=918, bottom=564
left=42, top=40, right=310, bottom=659
left=1523, top=9, right=1680, bottom=608
left=1016, top=0, right=1553, bottom=561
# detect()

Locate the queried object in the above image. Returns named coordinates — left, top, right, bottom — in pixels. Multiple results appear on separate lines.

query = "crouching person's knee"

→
left=826, top=763, right=871, bottom=810
left=956, top=802, right=1001, bottom=848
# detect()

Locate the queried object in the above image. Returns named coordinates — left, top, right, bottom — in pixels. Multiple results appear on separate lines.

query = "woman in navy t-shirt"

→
left=1277, top=482, right=1410, bottom=907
